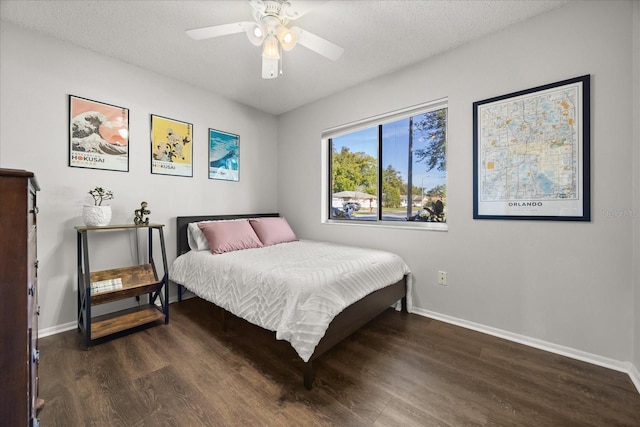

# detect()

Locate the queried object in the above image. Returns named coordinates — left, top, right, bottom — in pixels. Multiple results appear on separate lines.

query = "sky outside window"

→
left=332, top=118, right=446, bottom=194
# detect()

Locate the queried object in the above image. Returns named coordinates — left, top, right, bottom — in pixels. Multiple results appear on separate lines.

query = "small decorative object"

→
left=82, top=187, right=114, bottom=226
left=88, top=187, right=114, bottom=206
left=134, top=201, right=150, bottom=225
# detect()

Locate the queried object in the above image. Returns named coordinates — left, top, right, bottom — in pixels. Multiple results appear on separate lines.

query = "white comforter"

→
left=170, top=240, right=411, bottom=362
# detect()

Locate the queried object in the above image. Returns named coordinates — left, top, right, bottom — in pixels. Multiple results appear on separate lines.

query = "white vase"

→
left=82, top=205, right=112, bottom=226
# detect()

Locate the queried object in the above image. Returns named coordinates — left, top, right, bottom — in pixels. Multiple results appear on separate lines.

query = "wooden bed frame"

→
left=173, top=213, right=408, bottom=390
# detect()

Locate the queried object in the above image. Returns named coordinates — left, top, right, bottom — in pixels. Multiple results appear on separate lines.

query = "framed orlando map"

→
left=473, top=75, right=590, bottom=221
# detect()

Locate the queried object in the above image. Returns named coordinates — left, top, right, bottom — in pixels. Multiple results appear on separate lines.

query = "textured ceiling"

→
left=1, top=0, right=568, bottom=115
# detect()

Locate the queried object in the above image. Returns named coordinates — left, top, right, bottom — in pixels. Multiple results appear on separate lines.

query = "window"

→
left=326, top=99, right=447, bottom=226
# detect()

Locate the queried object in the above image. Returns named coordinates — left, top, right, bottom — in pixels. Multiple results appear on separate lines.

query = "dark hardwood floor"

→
left=38, top=297, right=640, bottom=426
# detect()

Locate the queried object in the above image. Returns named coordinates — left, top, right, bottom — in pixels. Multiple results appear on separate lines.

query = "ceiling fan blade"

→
left=293, top=27, right=344, bottom=61
left=186, top=22, right=249, bottom=40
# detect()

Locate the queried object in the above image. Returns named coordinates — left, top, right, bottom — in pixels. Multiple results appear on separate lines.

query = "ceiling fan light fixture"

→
left=277, top=25, right=297, bottom=51
left=245, top=22, right=267, bottom=46
left=262, top=35, right=280, bottom=60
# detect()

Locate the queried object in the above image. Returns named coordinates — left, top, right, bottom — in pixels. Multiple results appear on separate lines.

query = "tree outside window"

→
left=329, top=105, right=447, bottom=223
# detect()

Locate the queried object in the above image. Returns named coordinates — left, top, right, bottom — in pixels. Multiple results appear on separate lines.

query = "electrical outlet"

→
left=438, top=271, right=447, bottom=286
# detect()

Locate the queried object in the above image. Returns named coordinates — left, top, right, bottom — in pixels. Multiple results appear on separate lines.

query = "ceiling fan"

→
left=186, top=0, right=344, bottom=79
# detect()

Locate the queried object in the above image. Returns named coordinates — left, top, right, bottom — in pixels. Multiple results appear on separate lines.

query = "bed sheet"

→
left=170, top=240, right=411, bottom=362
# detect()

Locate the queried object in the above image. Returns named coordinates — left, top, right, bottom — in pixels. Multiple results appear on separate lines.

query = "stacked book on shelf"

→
left=90, top=277, right=123, bottom=294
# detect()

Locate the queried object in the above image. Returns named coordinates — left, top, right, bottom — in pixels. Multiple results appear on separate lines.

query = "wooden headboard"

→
left=176, top=213, right=280, bottom=256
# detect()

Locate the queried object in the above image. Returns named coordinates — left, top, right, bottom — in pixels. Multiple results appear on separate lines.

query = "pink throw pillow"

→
left=198, top=220, right=263, bottom=254
left=249, top=217, right=298, bottom=246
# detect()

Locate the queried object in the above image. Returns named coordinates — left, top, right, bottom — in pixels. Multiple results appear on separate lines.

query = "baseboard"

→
left=411, top=307, right=640, bottom=394
left=630, top=364, right=640, bottom=394
left=39, top=320, right=77, bottom=338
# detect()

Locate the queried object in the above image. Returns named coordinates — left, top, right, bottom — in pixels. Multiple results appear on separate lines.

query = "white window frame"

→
left=321, top=98, right=448, bottom=231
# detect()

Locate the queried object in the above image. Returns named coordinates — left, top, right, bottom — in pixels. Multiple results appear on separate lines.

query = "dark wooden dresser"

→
left=0, top=168, right=42, bottom=426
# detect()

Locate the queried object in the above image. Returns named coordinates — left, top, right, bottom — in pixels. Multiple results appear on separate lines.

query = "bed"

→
left=170, top=213, right=411, bottom=389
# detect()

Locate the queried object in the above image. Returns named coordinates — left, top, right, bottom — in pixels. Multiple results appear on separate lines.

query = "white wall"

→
left=278, top=0, right=638, bottom=370
left=0, top=22, right=279, bottom=331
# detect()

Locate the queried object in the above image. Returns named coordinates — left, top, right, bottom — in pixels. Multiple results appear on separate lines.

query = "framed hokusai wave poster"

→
left=150, top=114, right=193, bottom=177
left=473, top=75, right=591, bottom=221
left=208, top=128, right=239, bottom=181
left=69, top=95, right=129, bottom=172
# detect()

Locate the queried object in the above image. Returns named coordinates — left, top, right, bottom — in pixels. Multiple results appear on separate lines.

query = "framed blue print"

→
left=208, top=128, right=239, bottom=181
